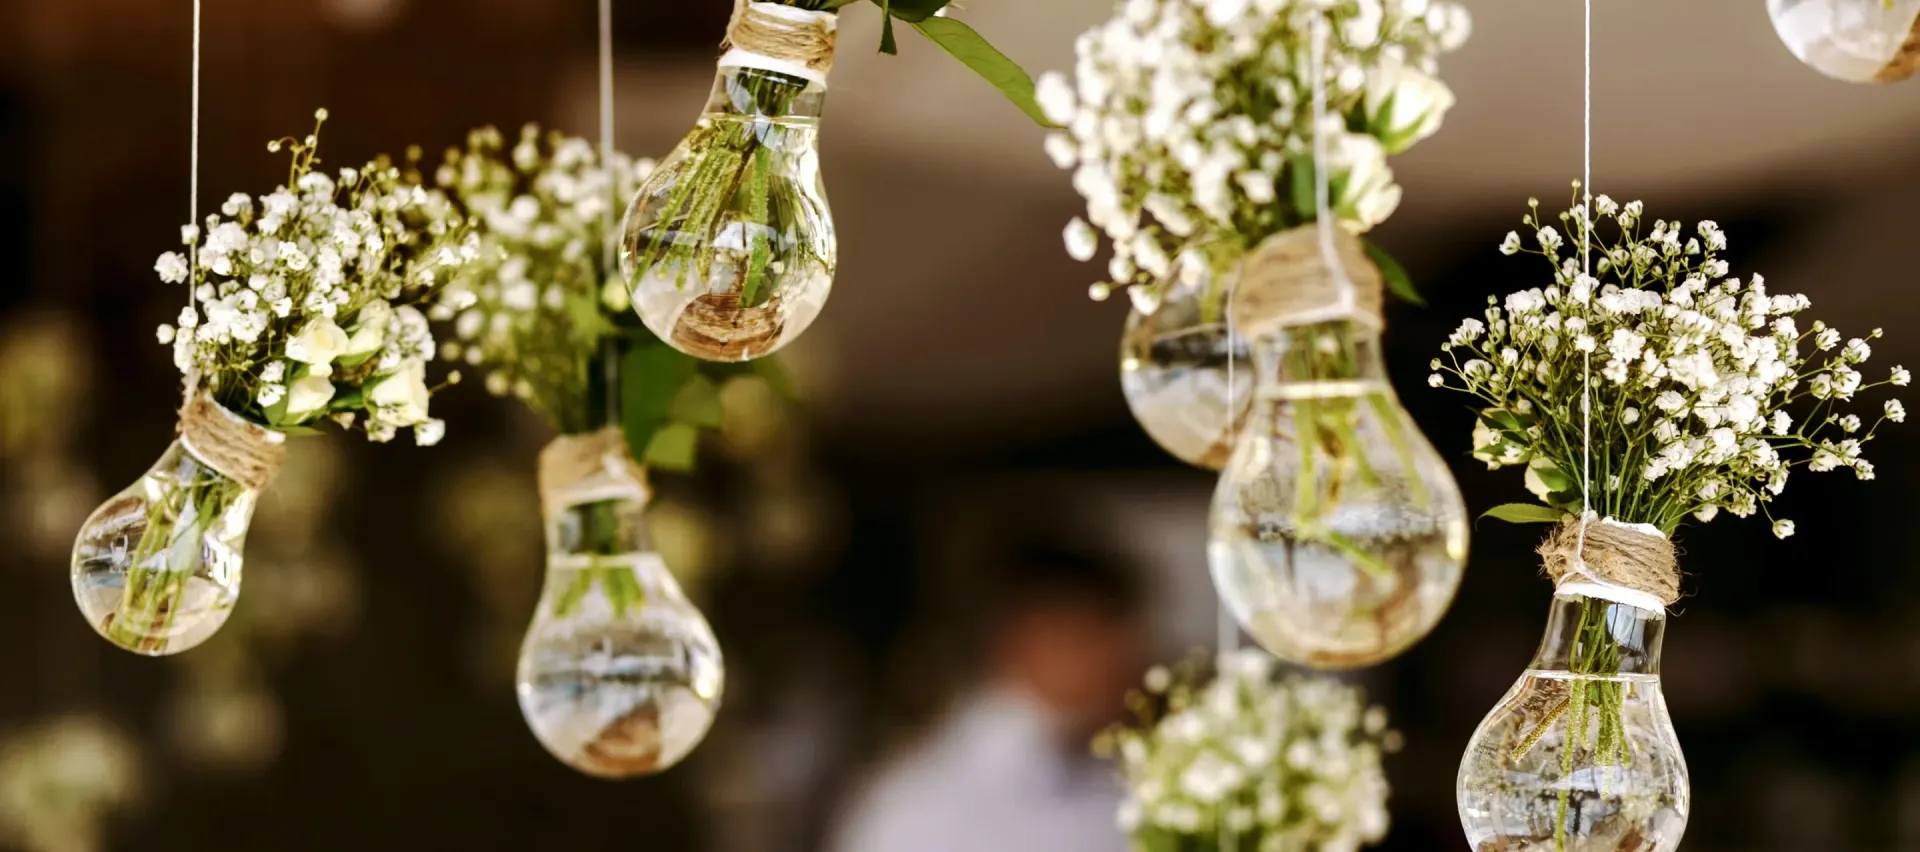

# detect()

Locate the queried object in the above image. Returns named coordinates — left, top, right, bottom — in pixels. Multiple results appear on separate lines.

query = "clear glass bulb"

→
left=1207, top=318, right=1467, bottom=669
left=620, top=64, right=834, bottom=363
left=70, top=435, right=267, bottom=656
left=1458, top=591, right=1689, bottom=851
left=516, top=455, right=724, bottom=779
left=1119, top=272, right=1252, bottom=470
left=1769, top=0, right=1920, bottom=83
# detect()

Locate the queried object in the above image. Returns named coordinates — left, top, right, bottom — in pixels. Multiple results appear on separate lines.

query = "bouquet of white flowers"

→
left=1433, top=189, right=1907, bottom=538
left=1043, top=0, right=1471, bottom=310
left=1096, top=649, right=1397, bottom=852
left=71, top=110, right=474, bottom=657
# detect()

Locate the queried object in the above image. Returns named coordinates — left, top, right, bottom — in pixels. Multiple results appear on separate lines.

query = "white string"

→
left=598, top=0, right=616, bottom=273
left=1576, top=0, right=1593, bottom=559
left=182, top=0, right=203, bottom=402
left=1309, top=15, right=1358, bottom=315
left=597, top=0, right=619, bottom=425
left=189, top=0, right=202, bottom=306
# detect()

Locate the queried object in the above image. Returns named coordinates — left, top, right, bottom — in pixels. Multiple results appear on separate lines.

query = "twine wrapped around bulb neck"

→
left=722, top=0, right=837, bottom=77
left=538, top=426, right=650, bottom=515
left=1877, top=15, right=1920, bottom=82
left=177, top=393, right=286, bottom=492
left=1228, top=225, right=1384, bottom=341
left=1537, top=515, right=1680, bottom=607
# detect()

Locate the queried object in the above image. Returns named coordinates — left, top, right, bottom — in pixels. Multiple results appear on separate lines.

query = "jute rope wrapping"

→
left=722, top=0, right=837, bottom=79
left=1537, top=514, right=1681, bottom=607
left=674, top=291, right=787, bottom=361
left=1877, top=14, right=1920, bottom=82
left=177, top=393, right=286, bottom=492
left=1228, top=225, right=1385, bottom=341
left=538, top=426, right=651, bottom=515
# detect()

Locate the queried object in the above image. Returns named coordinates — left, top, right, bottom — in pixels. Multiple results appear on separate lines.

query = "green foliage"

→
left=907, top=17, right=1052, bottom=126
left=1481, top=503, right=1565, bottom=525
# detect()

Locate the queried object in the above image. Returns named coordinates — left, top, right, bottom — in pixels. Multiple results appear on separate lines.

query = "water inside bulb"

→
left=1207, top=318, right=1467, bottom=669
left=1119, top=271, right=1252, bottom=470
left=70, top=439, right=260, bottom=656
left=516, top=458, right=724, bottom=779
left=1457, top=592, right=1689, bottom=852
left=620, top=64, right=834, bottom=363
left=1769, top=0, right=1920, bottom=82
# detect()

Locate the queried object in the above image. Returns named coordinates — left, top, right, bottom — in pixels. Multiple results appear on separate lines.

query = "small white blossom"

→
left=1772, top=519, right=1795, bottom=539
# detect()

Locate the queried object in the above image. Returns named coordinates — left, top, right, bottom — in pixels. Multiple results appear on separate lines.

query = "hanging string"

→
left=1575, top=0, right=1594, bottom=561
left=183, top=0, right=204, bottom=402
left=597, top=0, right=619, bottom=427
left=1309, top=14, right=1358, bottom=315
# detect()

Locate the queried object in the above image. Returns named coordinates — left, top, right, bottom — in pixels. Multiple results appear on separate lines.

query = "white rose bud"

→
left=284, top=373, right=337, bottom=419
left=343, top=300, right=393, bottom=357
left=1363, top=61, right=1456, bottom=155
left=285, top=318, right=349, bottom=365
left=369, top=362, right=432, bottom=426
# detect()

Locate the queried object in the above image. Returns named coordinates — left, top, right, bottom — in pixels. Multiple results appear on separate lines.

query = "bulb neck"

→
left=706, top=65, right=825, bottom=121
left=548, top=491, right=652, bottom=559
left=1251, top=317, right=1389, bottom=391
left=1529, top=591, right=1666, bottom=677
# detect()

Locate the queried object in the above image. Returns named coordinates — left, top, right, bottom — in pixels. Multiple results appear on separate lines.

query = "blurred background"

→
left=5, top=1, right=1920, bottom=850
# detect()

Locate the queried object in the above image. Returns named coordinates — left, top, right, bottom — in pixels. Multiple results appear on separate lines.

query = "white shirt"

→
left=828, top=687, right=1128, bottom=852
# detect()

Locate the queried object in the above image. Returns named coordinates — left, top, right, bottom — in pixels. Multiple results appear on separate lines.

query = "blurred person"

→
left=827, top=543, right=1147, bottom=852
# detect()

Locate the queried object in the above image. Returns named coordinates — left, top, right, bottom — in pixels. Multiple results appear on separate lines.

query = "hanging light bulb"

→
left=1457, top=574, right=1689, bottom=851
left=1119, top=270, right=1252, bottom=470
left=71, top=396, right=283, bottom=656
left=1769, top=0, right=1920, bottom=83
left=517, top=429, right=724, bottom=778
left=1205, top=227, right=1467, bottom=669
left=621, top=3, right=837, bottom=363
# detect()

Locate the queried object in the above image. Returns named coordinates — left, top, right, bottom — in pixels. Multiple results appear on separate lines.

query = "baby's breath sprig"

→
left=1433, top=186, right=1907, bottom=538
left=1041, top=0, right=1471, bottom=312
left=1094, top=649, right=1396, bottom=850
left=428, top=125, right=649, bottom=435
left=153, top=109, right=476, bottom=445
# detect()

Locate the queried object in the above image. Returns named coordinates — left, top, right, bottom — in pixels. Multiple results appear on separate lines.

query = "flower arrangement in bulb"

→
left=69, top=109, right=474, bottom=657
left=427, top=125, right=762, bottom=778
left=1435, top=188, right=1906, bottom=850
left=1095, top=649, right=1398, bottom=851
left=621, top=0, right=1049, bottom=362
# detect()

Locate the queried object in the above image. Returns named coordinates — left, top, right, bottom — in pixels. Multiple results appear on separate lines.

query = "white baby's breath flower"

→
left=414, top=418, right=447, bottom=447
left=1772, top=519, right=1795, bottom=539
left=1887, top=400, right=1906, bottom=423
left=1064, top=217, right=1099, bottom=262
left=155, top=252, right=190, bottom=284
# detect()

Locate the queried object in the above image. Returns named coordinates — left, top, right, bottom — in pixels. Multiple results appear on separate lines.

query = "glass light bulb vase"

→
left=620, top=34, right=836, bottom=364
left=1457, top=589, right=1689, bottom=852
left=1207, top=316, right=1467, bottom=669
left=516, top=427, right=725, bottom=779
left=1120, top=270, right=1252, bottom=470
left=1769, top=0, right=1920, bottom=83
left=70, top=395, right=284, bottom=656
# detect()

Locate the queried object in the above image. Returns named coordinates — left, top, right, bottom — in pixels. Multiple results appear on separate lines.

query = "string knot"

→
left=1538, top=514, right=1680, bottom=607
left=722, top=1, right=837, bottom=78
left=177, top=393, right=285, bottom=492
left=538, top=426, right=650, bottom=515
left=1228, top=225, right=1383, bottom=340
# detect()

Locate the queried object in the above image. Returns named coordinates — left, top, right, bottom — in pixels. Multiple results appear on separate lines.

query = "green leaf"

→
left=743, top=147, right=772, bottom=307
left=908, top=17, right=1052, bottom=127
left=1478, top=408, right=1523, bottom=433
left=669, top=375, right=725, bottom=428
left=643, top=422, right=700, bottom=472
left=873, top=0, right=953, bottom=21
left=1530, top=462, right=1574, bottom=493
left=620, top=343, right=697, bottom=461
left=1365, top=239, right=1423, bottom=306
left=1482, top=503, right=1566, bottom=524
left=1288, top=154, right=1317, bottom=221
left=877, top=0, right=898, bottom=54
left=551, top=569, right=596, bottom=619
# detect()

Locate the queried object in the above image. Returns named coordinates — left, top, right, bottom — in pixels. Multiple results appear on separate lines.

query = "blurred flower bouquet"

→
left=1096, top=650, right=1397, bottom=851
left=71, top=110, right=473, bottom=656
